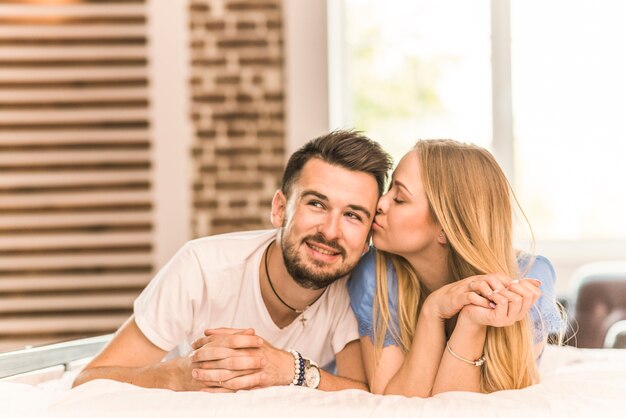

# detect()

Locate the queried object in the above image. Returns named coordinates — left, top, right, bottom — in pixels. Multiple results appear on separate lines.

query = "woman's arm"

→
left=431, top=313, right=486, bottom=394
left=360, top=304, right=447, bottom=397
left=362, top=275, right=497, bottom=396
left=431, top=277, right=542, bottom=394
left=381, top=306, right=447, bottom=397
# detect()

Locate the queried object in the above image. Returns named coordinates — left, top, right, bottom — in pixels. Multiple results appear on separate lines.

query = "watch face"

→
left=304, top=366, right=321, bottom=389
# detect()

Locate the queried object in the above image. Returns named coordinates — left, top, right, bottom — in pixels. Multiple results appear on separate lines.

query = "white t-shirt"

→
left=134, top=229, right=359, bottom=368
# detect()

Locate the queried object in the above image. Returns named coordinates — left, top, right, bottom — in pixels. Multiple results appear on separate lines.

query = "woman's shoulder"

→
left=349, top=247, right=378, bottom=296
left=517, top=254, right=557, bottom=300
left=517, top=253, right=564, bottom=341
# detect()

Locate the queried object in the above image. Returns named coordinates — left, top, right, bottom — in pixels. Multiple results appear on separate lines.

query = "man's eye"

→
left=308, top=200, right=324, bottom=208
left=345, top=212, right=362, bottom=222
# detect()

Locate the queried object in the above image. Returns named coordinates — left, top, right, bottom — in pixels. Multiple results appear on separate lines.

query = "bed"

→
left=1, top=338, right=625, bottom=418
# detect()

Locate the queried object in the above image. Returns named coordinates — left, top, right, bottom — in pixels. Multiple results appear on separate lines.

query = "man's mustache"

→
left=303, top=234, right=346, bottom=257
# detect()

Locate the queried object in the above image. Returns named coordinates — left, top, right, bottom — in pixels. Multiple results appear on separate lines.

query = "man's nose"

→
left=318, top=212, right=341, bottom=241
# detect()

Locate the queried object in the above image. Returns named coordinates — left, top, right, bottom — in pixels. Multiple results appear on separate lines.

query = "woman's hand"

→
left=459, top=278, right=542, bottom=327
left=423, top=273, right=514, bottom=321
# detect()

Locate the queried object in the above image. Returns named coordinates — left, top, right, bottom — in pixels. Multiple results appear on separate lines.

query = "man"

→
left=73, top=130, right=392, bottom=392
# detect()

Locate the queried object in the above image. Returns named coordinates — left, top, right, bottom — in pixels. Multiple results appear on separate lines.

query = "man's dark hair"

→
left=281, top=130, right=393, bottom=198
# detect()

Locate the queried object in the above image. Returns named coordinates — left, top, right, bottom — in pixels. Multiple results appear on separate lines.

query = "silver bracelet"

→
left=446, top=342, right=486, bottom=367
left=287, top=349, right=305, bottom=386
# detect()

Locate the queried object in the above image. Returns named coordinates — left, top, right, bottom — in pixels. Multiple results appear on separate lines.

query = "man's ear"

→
left=270, top=190, right=287, bottom=228
left=362, top=230, right=373, bottom=255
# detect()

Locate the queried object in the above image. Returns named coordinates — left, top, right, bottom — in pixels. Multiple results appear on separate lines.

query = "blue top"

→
left=349, top=248, right=564, bottom=347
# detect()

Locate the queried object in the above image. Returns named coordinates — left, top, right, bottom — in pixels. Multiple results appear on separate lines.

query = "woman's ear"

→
left=437, top=230, right=448, bottom=245
left=270, top=190, right=287, bottom=228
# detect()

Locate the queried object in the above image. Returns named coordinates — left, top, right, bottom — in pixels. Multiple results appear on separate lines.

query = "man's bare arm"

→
left=73, top=316, right=204, bottom=391
left=318, top=339, right=368, bottom=391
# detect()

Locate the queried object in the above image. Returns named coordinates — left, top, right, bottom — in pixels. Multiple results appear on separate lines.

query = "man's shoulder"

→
left=185, top=229, right=276, bottom=269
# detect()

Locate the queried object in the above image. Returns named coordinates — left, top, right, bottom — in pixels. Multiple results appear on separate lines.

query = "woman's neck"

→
left=404, top=247, right=449, bottom=294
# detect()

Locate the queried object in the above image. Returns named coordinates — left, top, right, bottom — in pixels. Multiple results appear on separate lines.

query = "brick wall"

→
left=189, top=0, right=285, bottom=237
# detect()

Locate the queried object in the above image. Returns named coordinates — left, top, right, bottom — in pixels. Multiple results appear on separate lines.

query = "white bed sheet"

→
left=2, top=345, right=625, bottom=418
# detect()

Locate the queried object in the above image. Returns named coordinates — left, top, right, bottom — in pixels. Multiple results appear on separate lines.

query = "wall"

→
left=188, top=0, right=286, bottom=237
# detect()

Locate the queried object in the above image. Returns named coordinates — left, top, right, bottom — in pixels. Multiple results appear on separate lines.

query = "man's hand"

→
left=191, top=328, right=294, bottom=392
left=73, top=317, right=222, bottom=392
left=162, top=353, right=232, bottom=392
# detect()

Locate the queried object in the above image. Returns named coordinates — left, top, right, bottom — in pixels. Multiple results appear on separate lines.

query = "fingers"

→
left=466, top=291, right=492, bottom=309
left=203, top=327, right=256, bottom=337
left=484, top=273, right=512, bottom=293
left=520, top=277, right=542, bottom=288
left=489, top=280, right=542, bottom=325
left=193, top=367, right=260, bottom=384
left=195, top=353, right=266, bottom=370
left=205, top=371, right=265, bottom=391
left=192, top=346, right=264, bottom=363
left=471, top=280, right=497, bottom=299
left=507, top=280, right=542, bottom=319
left=191, top=333, right=263, bottom=351
left=488, top=290, right=510, bottom=315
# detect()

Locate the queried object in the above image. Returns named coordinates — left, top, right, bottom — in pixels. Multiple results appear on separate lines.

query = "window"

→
left=333, top=0, right=491, bottom=163
left=511, top=0, right=626, bottom=241
left=331, top=0, right=626, bottom=244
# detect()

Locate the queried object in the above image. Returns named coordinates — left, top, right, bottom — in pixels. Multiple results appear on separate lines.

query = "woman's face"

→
left=372, top=150, right=443, bottom=258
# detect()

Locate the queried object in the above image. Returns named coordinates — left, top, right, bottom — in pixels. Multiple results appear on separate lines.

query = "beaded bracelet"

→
left=287, top=349, right=305, bottom=386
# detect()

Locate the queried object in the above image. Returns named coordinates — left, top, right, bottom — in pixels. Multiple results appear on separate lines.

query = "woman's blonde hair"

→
left=373, top=139, right=538, bottom=393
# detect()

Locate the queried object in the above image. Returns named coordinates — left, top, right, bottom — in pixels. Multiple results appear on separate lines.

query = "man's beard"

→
left=279, top=232, right=354, bottom=290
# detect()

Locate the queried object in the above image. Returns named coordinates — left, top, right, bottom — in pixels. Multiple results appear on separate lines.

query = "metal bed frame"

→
left=0, top=334, right=112, bottom=380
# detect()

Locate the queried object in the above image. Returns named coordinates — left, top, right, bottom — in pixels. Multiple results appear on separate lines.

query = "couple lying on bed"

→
left=73, top=130, right=563, bottom=396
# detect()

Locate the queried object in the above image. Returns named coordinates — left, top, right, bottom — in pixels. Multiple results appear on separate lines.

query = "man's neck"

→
left=259, top=240, right=325, bottom=328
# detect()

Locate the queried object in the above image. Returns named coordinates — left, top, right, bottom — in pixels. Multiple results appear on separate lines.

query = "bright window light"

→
left=338, top=0, right=492, bottom=163
left=511, top=0, right=626, bottom=240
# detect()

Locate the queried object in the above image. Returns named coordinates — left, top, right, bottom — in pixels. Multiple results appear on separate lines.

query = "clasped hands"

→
left=178, top=328, right=292, bottom=392
left=424, top=273, right=542, bottom=328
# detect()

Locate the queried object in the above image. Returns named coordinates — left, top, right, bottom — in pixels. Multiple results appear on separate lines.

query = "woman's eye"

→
left=393, top=197, right=404, bottom=204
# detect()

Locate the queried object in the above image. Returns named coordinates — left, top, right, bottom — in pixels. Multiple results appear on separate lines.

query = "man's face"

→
left=271, top=158, right=379, bottom=289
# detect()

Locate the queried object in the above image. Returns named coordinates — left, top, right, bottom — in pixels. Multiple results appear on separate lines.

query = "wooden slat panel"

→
left=0, top=0, right=153, bottom=351
left=0, top=46, right=147, bottom=60
left=0, top=170, right=150, bottom=188
left=0, top=190, right=152, bottom=208
left=0, top=273, right=151, bottom=292
left=0, top=87, right=149, bottom=101
left=0, top=292, right=140, bottom=314
left=1, top=338, right=66, bottom=351
left=0, top=253, right=152, bottom=270
left=0, top=26, right=147, bottom=38
left=0, top=4, right=145, bottom=17
left=0, top=67, right=148, bottom=81
left=0, top=212, right=151, bottom=229
left=0, top=149, right=150, bottom=165
left=0, top=129, right=149, bottom=144
left=0, top=109, right=149, bottom=123
left=0, top=314, right=130, bottom=335
left=0, top=232, right=152, bottom=250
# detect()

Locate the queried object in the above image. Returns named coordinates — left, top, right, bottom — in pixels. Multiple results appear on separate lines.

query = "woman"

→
left=349, top=139, right=563, bottom=396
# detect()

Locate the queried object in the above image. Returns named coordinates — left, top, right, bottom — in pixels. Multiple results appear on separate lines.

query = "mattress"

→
left=1, top=344, right=625, bottom=418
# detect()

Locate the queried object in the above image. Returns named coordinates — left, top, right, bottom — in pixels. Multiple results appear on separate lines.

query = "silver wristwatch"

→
left=303, top=357, right=321, bottom=389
